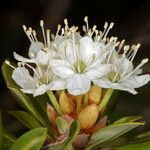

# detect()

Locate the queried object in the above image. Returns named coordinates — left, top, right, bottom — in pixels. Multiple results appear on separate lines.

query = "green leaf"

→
left=56, top=117, right=69, bottom=134
left=8, top=85, right=45, bottom=125
left=84, top=122, right=143, bottom=150
left=28, top=95, right=54, bottom=138
left=2, top=129, right=16, bottom=150
left=135, top=131, right=150, bottom=140
left=113, top=116, right=143, bottom=124
left=104, top=90, right=120, bottom=115
left=65, top=120, right=80, bottom=149
left=47, top=120, right=80, bottom=150
left=2, top=61, right=54, bottom=137
left=9, top=111, right=41, bottom=129
left=0, top=113, right=3, bottom=150
left=2, top=62, right=44, bottom=125
left=10, top=128, right=47, bottom=150
left=115, top=140, right=150, bottom=150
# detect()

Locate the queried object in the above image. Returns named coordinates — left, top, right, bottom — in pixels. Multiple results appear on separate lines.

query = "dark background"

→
left=0, top=0, right=150, bottom=132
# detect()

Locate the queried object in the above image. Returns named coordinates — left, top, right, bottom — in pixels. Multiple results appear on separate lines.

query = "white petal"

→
left=67, top=74, right=91, bottom=95
left=12, top=67, right=37, bottom=90
left=134, top=69, right=142, bottom=75
left=93, top=77, right=114, bottom=89
left=34, top=84, right=49, bottom=96
left=21, top=88, right=35, bottom=94
left=87, top=50, right=109, bottom=67
left=80, top=36, right=94, bottom=61
left=35, top=50, right=51, bottom=65
left=48, top=78, right=66, bottom=90
left=13, top=52, right=35, bottom=63
left=118, top=58, right=133, bottom=74
left=28, top=42, right=44, bottom=57
left=51, top=60, right=74, bottom=79
left=85, top=64, right=111, bottom=80
left=93, top=78, right=137, bottom=94
left=126, top=74, right=150, bottom=88
left=65, top=40, right=76, bottom=64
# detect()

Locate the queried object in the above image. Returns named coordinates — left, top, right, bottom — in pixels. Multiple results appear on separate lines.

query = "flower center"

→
left=108, top=72, right=120, bottom=83
left=73, top=60, right=86, bottom=73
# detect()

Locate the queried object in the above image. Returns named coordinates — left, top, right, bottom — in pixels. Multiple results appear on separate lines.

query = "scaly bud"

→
left=59, top=91, right=74, bottom=114
left=47, top=104, right=57, bottom=125
left=88, top=85, right=102, bottom=105
left=78, top=104, right=98, bottom=129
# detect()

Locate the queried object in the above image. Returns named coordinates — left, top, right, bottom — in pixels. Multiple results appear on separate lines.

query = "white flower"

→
left=13, top=21, right=64, bottom=65
left=11, top=63, right=66, bottom=96
left=51, top=30, right=111, bottom=95
left=8, top=21, right=68, bottom=96
left=93, top=44, right=150, bottom=94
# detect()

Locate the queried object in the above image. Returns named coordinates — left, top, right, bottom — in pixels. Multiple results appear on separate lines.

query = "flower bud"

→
left=59, top=91, right=74, bottom=114
left=88, top=85, right=102, bottom=105
left=78, top=104, right=98, bottom=130
left=47, top=104, right=57, bottom=125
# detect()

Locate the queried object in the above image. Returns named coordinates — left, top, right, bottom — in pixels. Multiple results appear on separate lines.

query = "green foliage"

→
left=113, top=116, right=143, bottom=124
left=115, top=141, right=150, bottom=150
left=9, top=111, right=41, bottom=129
left=8, top=86, right=45, bottom=124
left=2, top=61, right=54, bottom=137
left=84, top=117, right=144, bottom=150
left=56, top=117, right=69, bottom=134
left=48, top=120, right=80, bottom=150
left=2, top=129, right=16, bottom=150
left=10, top=128, right=47, bottom=150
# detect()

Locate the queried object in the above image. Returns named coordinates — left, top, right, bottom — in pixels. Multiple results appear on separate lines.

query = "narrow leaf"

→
left=10, top=128, right=47, bottom=150
left=85, top=122, right=143, bottom=150
left=2, top=129, right=16, bottom=150
left=8, top=85, right=44, bottom=126
left=65, top=120, right=80, bottom=150
left=9, top=111, right=41, bottom=129
left=56, top=117, right=69, bottom=134
left=47, top=120, right=80, bottom=150
left=115, top=140, right=150, bottom=150
left=113, top=116, right=143, bottom=124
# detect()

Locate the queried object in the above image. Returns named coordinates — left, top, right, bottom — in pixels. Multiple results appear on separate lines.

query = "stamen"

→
left=22, top=62, right=40, bottom=79
left=84, top=16, right=89, bottom=32
left=130, top=43, right=140, bottom=62
left=82, top=25, right=86, bottom=33
left=103, top=22, right=114, bottom=41
left=26, top=30, right=34, bottom=42
left=28, top=27, right=35, bottom=42
left=32, top=30, right=38, bottom=42
left=118, top=39, right=125, bottom=53
left=122, top=58, right=148, bottom=81
left=22, top=25, right=32, bottom=42
left=101, top=22, right=108, bottom=39
left=90, top=25, right=97, bottom=37
left=46, top=29, right=50, bottom=47
left=5, top=60, right=16, bottom=69
left=123, top=45, right=130, bottom=54
left=64, top=19, right=69, bottom=31
left=40, top=20, right=47, bottom=45
left=55, top=24, right=61, bottom=40
left=61, top=28, right=64, bottom=35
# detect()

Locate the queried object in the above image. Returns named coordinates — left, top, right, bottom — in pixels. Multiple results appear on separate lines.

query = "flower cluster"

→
left=6, top=17, right=150, bottom=96
left=3, top=17, right=150, bottom=150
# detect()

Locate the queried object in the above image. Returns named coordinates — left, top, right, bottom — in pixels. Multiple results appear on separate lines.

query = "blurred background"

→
left=0, top=0, right=150, bottom=133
